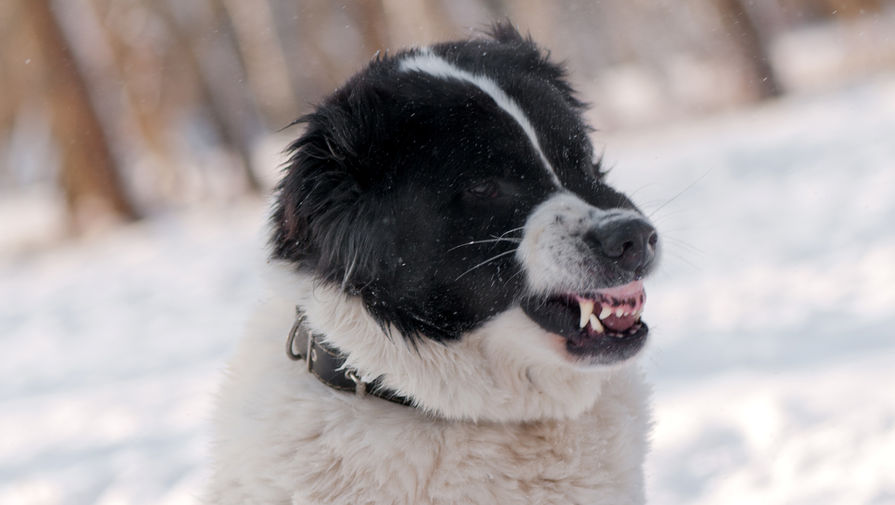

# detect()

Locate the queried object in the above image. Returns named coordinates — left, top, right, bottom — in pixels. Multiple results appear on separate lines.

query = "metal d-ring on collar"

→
left=285, top=307, right=309, bottom=362
left=285, top=306, right=412, bottom=406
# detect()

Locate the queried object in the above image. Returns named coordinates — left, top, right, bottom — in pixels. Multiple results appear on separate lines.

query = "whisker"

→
left=454, top=249, right=518, bottom=281
left=495, top=226, right=525, bottom=238
left=647, top=168, right=712, bottom=219
left=625, top=183, right=660, bottom=201
left=446, top=224, right=524, bottom=253
left=660, top=235, right=705, bottom=255
left=662, top=249, right=702, bottom=271
left=447, top=237, right=521, bottom=252
left=503, top=266, right=526, bottom=285
left=649, top=207, right=697, bottom=223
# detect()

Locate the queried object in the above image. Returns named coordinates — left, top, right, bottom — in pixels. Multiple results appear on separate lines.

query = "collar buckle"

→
left=285, top=305, right=414, bottom=408
left=285, top=307, right=307, bottom=361
left=345, top=370, right=366, bottom=397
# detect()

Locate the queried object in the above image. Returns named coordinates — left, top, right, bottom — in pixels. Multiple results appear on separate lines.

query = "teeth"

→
left=615, top=307, right=624, bottom=317
left=578, top=299, right=595, bottom=328
left=599, top=306, right=612, bottom=320
left=589, top=314, right=604, bottom=333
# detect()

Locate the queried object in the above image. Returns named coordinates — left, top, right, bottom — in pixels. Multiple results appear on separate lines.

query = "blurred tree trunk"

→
left=219, top=0, right=298, bottom=127
left=149, top=0, right=263, bottom=192
left=295, top=0, right=352, bottom=92
left=353, top=0, right=390, bottom=55
left=382, top=0, right=453, bottom=47
left=23, top=0, right=138, bottom=230
left=0, top=3, right=17, bottom=150
left=715, top=0, right=782, bottom=99
left=86, top=0, right=177, bottom=201
left=827, top=0, right=882, bottom=16
left=502, top=0, right=555, bottom=45
left=480, top=0, right=509, bottom=19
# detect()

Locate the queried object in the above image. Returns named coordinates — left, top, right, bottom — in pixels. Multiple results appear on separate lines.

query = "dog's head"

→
left=271, top=24, right=658, bottom=421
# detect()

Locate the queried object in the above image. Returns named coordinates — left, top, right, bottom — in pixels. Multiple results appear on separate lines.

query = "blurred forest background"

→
left=2, top=0, right=895, bottom=247
left=4, top=2, right=895, bottom=504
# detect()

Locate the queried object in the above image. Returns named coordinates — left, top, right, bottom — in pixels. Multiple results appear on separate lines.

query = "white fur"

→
left=207, top=263, right=650, bottom=504
left=399, top=49, right=561, bottom=187
left=518, top=192, right=646, bottom=296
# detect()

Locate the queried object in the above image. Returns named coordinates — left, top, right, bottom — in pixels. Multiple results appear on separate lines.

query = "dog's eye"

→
left=466, top=180, right=500, bottom=199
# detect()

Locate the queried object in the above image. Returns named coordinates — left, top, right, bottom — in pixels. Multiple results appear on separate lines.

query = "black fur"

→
left=271, top=23, right=638, bottom=343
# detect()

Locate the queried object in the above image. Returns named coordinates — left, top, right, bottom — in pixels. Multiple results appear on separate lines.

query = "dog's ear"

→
left=486, top=21, right=586, bottom=112
left=270, top=84, right=392, bottom=288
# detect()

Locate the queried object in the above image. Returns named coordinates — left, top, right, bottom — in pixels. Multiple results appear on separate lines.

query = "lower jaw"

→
left=563, top=322, right=649, bottom=365
left=520, top=301, right=649, bottom=365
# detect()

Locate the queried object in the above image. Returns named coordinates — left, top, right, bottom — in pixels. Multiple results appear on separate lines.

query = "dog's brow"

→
left=399, top=49, right=561, bottom=188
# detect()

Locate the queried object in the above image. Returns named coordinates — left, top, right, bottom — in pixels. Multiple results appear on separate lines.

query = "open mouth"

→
left=520, top=280, right=649, bottom=363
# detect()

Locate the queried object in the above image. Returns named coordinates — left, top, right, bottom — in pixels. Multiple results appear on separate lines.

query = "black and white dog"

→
left=208, top=24, right=658, bottom=505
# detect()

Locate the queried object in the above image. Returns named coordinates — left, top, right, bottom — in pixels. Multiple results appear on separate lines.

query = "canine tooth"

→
left=589, top=314, right=604, bottom=333
left=599, top=306, right=612, bottom=320
left=578, top=299, right=595, bottom=329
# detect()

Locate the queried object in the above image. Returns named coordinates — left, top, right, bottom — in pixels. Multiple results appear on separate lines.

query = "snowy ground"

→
left=2, top=75, right=894, bottom=505
left=606, top=75, right=895, bottom=505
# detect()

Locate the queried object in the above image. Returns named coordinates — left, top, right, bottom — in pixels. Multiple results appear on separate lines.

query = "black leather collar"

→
left=285, top=307, right=414, bottom=407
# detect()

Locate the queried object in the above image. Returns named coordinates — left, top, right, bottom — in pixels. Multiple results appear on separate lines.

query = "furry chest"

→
left=286, top=399, right=646, bottom=505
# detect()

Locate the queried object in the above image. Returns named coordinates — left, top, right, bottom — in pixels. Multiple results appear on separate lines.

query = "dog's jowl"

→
left=208, top=23, right=659, bottom=505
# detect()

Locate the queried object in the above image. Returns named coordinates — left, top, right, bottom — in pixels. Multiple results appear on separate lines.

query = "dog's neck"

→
left=266, top=261, right=635, bottom=423
left=286, top=306, right=415, bottom=406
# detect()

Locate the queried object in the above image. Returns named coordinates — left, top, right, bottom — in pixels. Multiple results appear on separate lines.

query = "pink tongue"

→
left=600, top=310, right=637, bottom=332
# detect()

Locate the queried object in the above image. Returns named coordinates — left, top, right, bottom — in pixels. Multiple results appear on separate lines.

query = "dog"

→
left=207, top=23, right=659, bottom=505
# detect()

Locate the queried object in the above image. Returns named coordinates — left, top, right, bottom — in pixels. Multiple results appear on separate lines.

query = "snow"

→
left=2, top=75, right=895, bottom=504
left=603, top=74, right=895, bottom=505
left=0, top=202, right=268, bottom=505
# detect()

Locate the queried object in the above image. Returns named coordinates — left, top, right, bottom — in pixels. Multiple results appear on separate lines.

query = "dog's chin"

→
left=520, top=280, right=649, bottom=366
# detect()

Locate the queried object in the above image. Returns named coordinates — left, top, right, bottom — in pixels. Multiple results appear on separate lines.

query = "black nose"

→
left=584, top=216, right=658, bottom=277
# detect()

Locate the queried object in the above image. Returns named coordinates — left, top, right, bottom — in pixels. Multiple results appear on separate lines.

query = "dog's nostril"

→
left=588, top=216, right=657, bottom=274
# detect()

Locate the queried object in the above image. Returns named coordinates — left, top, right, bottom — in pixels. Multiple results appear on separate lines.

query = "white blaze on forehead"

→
left=399, top=49, right=561, bottom=187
